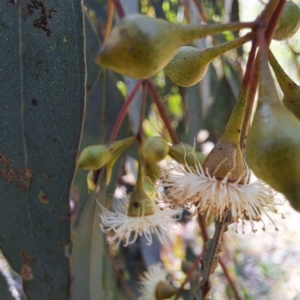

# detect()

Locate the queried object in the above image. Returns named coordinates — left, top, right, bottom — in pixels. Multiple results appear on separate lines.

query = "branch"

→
left=109, top=80, right=143, bottom=143
left=111, top=0, right=125, bottom=18
left=241, top=0, right=286, bottom=147
left=219, top=257, right=243, bottom=300
left=147, top=80, right=180, bottom=144
left=174, top=251, right=203, bottom=300
left=137, top=81, right=148, bottom=139
left=104, top=0, right=114, bottom=42
left=197, top=211, right=232, bottom=299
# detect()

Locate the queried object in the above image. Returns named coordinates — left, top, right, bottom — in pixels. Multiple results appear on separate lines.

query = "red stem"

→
left=111, top=0, right=125, bottom=18
left=192, top=0, right=209, bottom=23
left=241, top=0, right=286, bottom=146
left=174, top=251, right=204, bottom=300
left=219, top=257, right=243, bottom=300
left=104, top=0, right=114, bottom=42
left=240, top=33, right=258, bottom=149
left=137, top=82, right=148, bottom=139
left=109, top=80, right=143, bottom=143
left=197, top=215, right=210, bottom=242
left=147, top=80, right=180, bottom=144
left=264, top=0, right=287, bottom=44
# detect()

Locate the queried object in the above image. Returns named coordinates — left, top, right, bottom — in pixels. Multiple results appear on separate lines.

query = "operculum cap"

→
left=142, top=136, right=169, bottom=163
left=155, top=281, right=178, bottom=300
left=273, top=1, right=300, bottom=41
left=168, top=143, right=194, bottom=163
left=127, top=187, right=155, bottom=217
left=247, top=47, right=300, bottom=205
left=77, top=145, right=111, bottom=170
left=202, top=139, right=246, bottom=183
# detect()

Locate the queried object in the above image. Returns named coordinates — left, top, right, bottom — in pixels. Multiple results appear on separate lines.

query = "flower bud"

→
left=247, top=47, right=300, bottom=212
left=144, top=158, right=161, bottom=182
left=268, top=50, right=300, bottom=120
left=77, top=145, right=111, bottom=170
left=155, top=281, right=178, bottom=300
left=165, top=34, right=250, bottom=87
left=273, top=1, right=300, bottom=41
left=86, top=170, right=96, bottom=193
left=168, top=143, right=206, bottom=167
left=142, top=136, right=169, bottom=163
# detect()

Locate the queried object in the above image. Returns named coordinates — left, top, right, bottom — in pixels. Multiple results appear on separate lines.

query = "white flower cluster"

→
left=99, top=197, right=182, bottom=247
left=159, top=160, right=281, bottom=233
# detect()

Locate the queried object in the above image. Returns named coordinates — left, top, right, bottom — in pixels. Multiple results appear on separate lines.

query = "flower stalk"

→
left=197, top=211, right=232, bottom=299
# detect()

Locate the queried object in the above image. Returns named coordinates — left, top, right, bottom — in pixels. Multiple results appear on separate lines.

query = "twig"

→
left=147, top=80, right=180, bottom=144
left=107, top=249, right=138, bottom=300
left=259, top=0, right=280, bottom=25
left=111, top=0, right=125, bottom=18
left=239, top=32, right=258, bottom=150
left=197, top=214, right=210, bottom=242
left=174, top=251, right=204, bottom=300
left=197, top=211, right=232, bottom=299
left=191, top=0, right=218, bottom=47
left=137, top=81, right=148, bottom=139
left=109, top=80, right=143, bottom=144
left=191, top=0, right=209, bottom=24
left=241, top=0, right=286, bottom=147
left=219, top=257, right=243, bottom=300
left=104, top=0, right=114, bottom=42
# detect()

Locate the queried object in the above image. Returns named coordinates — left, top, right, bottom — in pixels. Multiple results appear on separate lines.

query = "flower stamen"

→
left=159, top=159, right=281, bottom=233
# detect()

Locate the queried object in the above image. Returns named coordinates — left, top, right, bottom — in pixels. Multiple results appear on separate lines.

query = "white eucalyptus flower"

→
left=138, top=263, right=177, bottom=300
left=99, top=197, right=182, bottom=247
left=160, top=161, right=282, bottom=232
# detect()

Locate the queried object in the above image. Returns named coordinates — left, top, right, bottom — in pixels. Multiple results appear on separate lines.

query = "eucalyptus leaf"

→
left=0, top=250, right=26, bottom=300
left=85, top=13, right=101, bottom=95
left=70, top=170, right=105, bottom=300
left=0, top=274, right=12, bottom=300
left=0, top=0, right=85, bottom=298
left=73, top=69, right=130, bottom=228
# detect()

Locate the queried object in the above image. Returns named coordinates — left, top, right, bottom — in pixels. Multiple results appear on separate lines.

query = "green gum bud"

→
left=181, top=260, right=194, bottom=275
left=127, top=187, right=155, bottom=217
left=106, top=137, right=136, bottom=185
left=168, top=143, right=194, bottom=164
left=202, top=84, right=247, bottom=182
left=165, top=33, right=251, bottom=87
left=273, top=1, right=300, bottom=41
left=168, top=143, right=206, bottom=170
left=268, top=50, right=300, bottom=120
left=144, top=159, right=161, bottom=182
left=155, top=281, right=178, bottom=300
left=127, top=159, right=155, bottom=217
left=142, top=136, right=169, bottom=163
left=246, top=47, right=300, bottom=210
left=86, top=170, right=96, bottom=193
left=96, top=13, right=253, bottom=79
left=110, top=136, right=136, bottom=153
left=77, top=145, right=112, bottom=170
left=185, top=151, right=206, bottom=167
left=77, top=137, right=135, bottom=171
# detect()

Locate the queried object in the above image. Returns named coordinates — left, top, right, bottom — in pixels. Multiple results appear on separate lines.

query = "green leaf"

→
left=71, top=169, right=124, bottom=300
left=70, top=170, right=105, bottom=300
left=0, top=250, right=26, bottom=300
left=73, top=69, right=130, bottom=225
left=84, top=0, right=108, bottom=20
left=0, top=1, right=85, bottom=299
left=85, top=13, right=101, bottom=95
left=205, top=72, right=236, bottom=141
left=0, top=274, right=12, bottom=300
left=71, top=67, right=130, bottom=297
